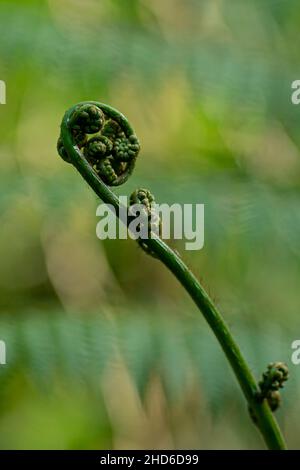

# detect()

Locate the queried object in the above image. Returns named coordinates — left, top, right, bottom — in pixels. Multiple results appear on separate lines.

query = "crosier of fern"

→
left=57, top=101, right=288, bottom=450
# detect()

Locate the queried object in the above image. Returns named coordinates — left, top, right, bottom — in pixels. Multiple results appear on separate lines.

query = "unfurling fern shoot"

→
left=57, top=101, right=288, bottom=450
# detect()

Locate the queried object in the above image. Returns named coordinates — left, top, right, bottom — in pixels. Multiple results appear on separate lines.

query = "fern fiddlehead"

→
left=57, top=101, right=287, bottom=450
left=249, top=362, right=289, bottom=425
left=58, top=102, right=140, bottom=187
left=129, top=188, right=162, bottom=257
left=258, top=362, right=289, bottom=411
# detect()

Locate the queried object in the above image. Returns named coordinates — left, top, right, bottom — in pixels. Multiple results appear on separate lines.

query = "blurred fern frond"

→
left=0, top=312, right=296, bottom=411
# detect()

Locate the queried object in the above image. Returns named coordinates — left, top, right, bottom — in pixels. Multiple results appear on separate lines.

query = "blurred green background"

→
left=0, top=0, right=300, bottom=449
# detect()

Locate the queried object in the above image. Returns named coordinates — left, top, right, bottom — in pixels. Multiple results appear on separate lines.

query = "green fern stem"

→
left=58, top=101, right=287, bottom=450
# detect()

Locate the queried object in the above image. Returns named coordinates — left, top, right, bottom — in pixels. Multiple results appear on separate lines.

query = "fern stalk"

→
left=58, top=101, right=287, bottom=450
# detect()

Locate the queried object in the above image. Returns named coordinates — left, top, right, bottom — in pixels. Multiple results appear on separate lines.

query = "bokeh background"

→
left=0, top=0, right=300, bottom=449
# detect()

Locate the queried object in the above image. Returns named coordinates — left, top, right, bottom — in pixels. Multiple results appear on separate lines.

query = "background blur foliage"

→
left=0, top=0, right=300, bottom=449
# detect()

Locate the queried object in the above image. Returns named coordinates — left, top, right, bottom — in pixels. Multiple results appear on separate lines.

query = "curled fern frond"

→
left=129, top=188, right=162, bottom=257
left=57, top=101, right=140, bottom=186
left=258, top=362, right=289, bottom=411
left=57, top=101, right=288, bottom=450
left=250, top=362, right=289, bottom=423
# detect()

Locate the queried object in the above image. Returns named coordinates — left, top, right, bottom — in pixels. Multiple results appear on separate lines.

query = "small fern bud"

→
left=267, top=390, right=281, bottom=412
left=70, top=104, right=104, bottom=134
left=113, top=135, right=140, bottom=162
left=84, top=136, right=113, bottom=161
left=129, top=188, right=161, bottom=257
left=259, top=362, right=289, bottom=396
left=102, top=119, right=121, bottom=139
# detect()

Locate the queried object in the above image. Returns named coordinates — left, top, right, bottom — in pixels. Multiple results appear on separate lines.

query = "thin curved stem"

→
left=146, top=236, right=286, bottom=450
left=60, top=106, right=287, bottom=450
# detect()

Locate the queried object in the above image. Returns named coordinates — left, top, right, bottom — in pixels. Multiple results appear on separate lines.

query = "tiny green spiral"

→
left=58, top=101, right=140, bottom=186
left=250, top=362, right=289, bottom=423
left=129, top=188, right=161, bottom=257
left=258, top=362, right=288, bottom=411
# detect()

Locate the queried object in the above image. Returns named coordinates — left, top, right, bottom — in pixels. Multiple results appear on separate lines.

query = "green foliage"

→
left=0, top=312, right=295, bottom=407
left=0, top=0, right=299, bottom=449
